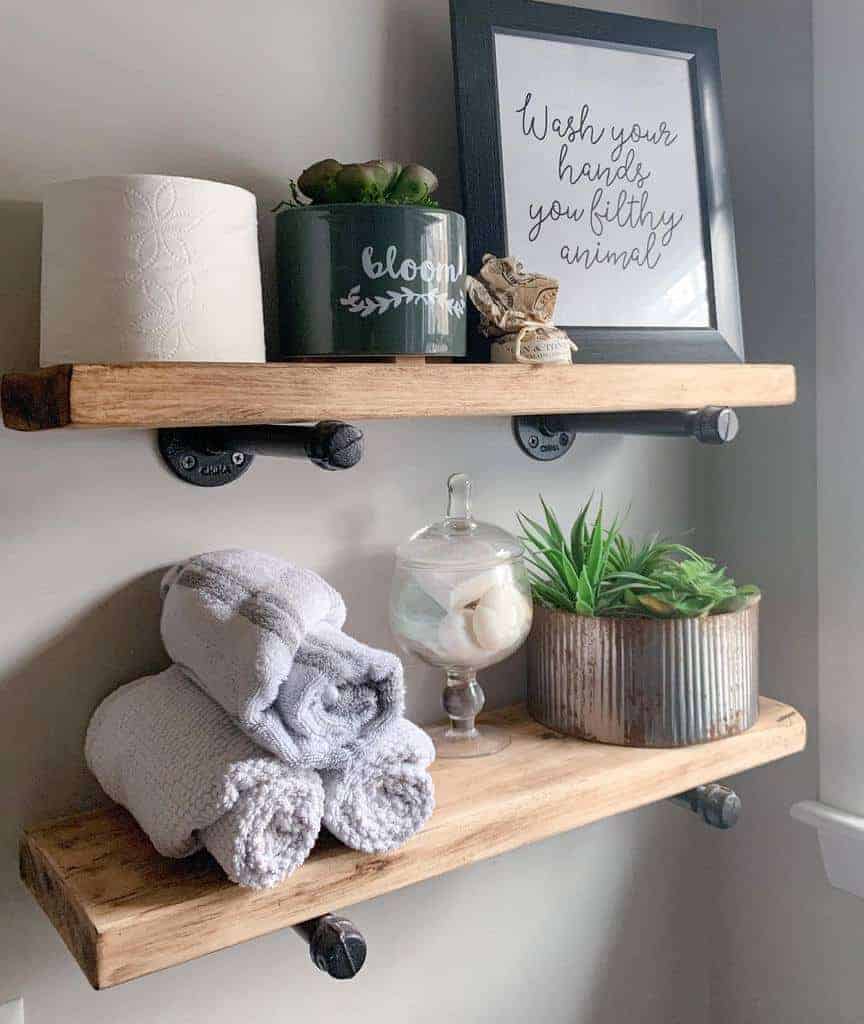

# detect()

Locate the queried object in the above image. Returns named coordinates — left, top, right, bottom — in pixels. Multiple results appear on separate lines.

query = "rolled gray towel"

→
left=160, top=549, right=404, bottom=769
left=278, top=622, right=406, bottom=757
left=322, top=719, right=436, bottom=854
left=85, top=665, right=324, bottom=889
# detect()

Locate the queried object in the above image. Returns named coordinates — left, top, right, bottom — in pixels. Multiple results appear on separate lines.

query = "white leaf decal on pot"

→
left=338, top=283, right=465, bottom=318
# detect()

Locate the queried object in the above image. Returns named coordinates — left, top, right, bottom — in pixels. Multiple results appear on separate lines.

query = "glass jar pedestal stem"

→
left=426, top=669, right=511, bottom=759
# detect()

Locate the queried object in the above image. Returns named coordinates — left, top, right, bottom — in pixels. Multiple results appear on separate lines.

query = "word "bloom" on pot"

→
left=362, top=245, right=463, bottom=285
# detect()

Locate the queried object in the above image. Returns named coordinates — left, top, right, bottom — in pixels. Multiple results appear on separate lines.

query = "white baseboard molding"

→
left=791, top=800, right=864, bottom=900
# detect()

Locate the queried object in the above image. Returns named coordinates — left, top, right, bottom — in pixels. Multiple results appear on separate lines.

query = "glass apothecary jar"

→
left=390, top=473, right=533, bottom=758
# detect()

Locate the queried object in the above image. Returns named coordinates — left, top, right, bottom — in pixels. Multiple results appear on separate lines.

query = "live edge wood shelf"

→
left=21, top=699, right=805, bottom=990
left=1, top=362, right=796, bottom=431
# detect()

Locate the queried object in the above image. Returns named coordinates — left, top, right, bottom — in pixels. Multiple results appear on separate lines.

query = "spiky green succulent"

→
left=276, top=158, right=439, bottom=209
left=517, top=497, right=759, bottom=619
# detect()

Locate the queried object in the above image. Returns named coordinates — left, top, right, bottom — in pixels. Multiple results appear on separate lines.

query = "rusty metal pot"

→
left=527, top=601, right=759, bottom=747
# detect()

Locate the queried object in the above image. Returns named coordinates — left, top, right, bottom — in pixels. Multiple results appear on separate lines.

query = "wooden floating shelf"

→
left=1, top=361, right=796, bottom=431
left=21, top=699, right=805, bottom=989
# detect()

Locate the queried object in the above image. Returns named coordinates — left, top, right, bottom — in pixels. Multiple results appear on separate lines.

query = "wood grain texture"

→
left=1, top=364, right=72, bottom=430
left=0, top=361, right=796, bottom=430
left=20, top=699, right=805, bottom=989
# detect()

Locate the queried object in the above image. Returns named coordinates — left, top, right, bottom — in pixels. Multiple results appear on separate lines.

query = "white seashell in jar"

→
left=448, top=565, right=515, bottom=610
left=471, top=584, right=520, bottom=650
left=437, top=608, right=486, bottom=663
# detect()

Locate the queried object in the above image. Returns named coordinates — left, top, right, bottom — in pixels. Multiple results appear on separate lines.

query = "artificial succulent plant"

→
left=279, top=158, right=439, bottom=208
left=518, top=497, right=760, bottom=619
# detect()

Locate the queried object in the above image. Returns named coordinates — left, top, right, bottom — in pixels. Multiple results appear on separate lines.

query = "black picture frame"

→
left=450, top=0, right=744, bottom=363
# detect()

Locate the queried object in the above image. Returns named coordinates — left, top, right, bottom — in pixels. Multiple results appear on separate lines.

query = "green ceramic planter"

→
left=275, top=205, right=467, bottom=358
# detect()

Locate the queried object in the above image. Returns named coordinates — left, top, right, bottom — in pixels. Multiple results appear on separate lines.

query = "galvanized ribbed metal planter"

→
left=527, top=601, right=759, bottom=747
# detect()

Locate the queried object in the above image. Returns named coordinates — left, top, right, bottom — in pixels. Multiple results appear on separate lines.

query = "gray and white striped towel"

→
left=160, top=549, right=405, bottom=769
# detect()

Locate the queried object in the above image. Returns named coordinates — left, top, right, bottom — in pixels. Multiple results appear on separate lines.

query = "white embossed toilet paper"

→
left=40, top=175, right=266, bottom=365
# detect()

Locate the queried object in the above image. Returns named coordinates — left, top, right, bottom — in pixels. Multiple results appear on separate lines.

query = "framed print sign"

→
left=450, top=0, right=744, bottom=362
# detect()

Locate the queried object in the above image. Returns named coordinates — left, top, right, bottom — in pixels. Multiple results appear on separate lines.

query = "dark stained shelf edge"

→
left=2, top=364, right=72, bottom=430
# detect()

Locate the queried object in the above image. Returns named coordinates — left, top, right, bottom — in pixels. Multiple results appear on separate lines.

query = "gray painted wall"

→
left=813, top=0, right=864, bottom=821
left=0, top=2, right=715, bottom=1022
left=699, top=2, right=864, bottom=1022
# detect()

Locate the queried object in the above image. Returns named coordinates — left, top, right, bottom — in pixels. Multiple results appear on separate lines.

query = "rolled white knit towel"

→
left=160, top=550, right=404, bottom=769
left=85, top=665, right=324, bottom=889
left=322, top=719, right=436, bottom=854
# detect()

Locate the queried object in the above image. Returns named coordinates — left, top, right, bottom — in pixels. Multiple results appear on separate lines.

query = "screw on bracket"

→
left=512, top=416, right=576, bottom=461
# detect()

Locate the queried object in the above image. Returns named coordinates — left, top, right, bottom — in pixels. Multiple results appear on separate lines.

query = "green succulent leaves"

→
left=518, top=497, right=619, bottom=617
left=296, top=158, right=343, bottom=203
left=284, top=158, right=440, bottom=208
left=387, top=163, right=438, bottom=204
left=518, top=497, right=759, bottom=619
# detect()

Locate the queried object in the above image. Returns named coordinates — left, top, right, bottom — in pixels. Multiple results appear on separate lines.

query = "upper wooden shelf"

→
left=21, top=698, right=805, bottom=989
left=1, top=362, right=796, bottom=431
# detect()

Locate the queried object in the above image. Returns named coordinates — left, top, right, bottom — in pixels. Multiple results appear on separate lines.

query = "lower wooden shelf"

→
left=21, top=699, right=804, bottom=989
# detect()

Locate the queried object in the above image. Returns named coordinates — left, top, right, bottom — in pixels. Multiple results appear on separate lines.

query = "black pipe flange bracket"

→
left=513, top=407, right=739, bottom=462
left=158, top=421, right=364, bottom=487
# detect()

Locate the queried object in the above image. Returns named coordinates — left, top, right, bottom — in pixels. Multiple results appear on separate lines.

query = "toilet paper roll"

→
left=40, top=175, right=266, bottom=365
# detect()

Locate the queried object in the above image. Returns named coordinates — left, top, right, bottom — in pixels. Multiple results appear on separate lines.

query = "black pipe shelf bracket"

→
left=513, top=407, right=739, bottom=461
left=671, top=783, right=741, bottom=829
left=287, top=789, right=736, bottom=984
left=287, top=790, right=737, bottom=979
left=292, top=912, right=367, bottom=980
left=158, top=421, right=364, bottom=486
left=285, top=787, right=736, bottom=985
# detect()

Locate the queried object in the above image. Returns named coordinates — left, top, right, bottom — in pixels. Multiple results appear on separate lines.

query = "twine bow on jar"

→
left=466, top=253, right=578, bottom=364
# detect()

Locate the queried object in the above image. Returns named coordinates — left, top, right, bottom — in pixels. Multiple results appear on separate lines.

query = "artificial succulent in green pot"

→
left=290, top=159, right=439, bottom=207
left=274, top=158, right=466, bottom=359
left=519, top=497, right=761, bottom=748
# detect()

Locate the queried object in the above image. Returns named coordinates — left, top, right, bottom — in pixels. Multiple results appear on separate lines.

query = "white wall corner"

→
left=791, top=800, right=864, bottom=900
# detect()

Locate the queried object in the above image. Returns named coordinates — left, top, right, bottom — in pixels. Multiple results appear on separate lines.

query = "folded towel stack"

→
left=86, top=549, right=436, bottom=890
left=85, top=665, right=324, bottom=888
